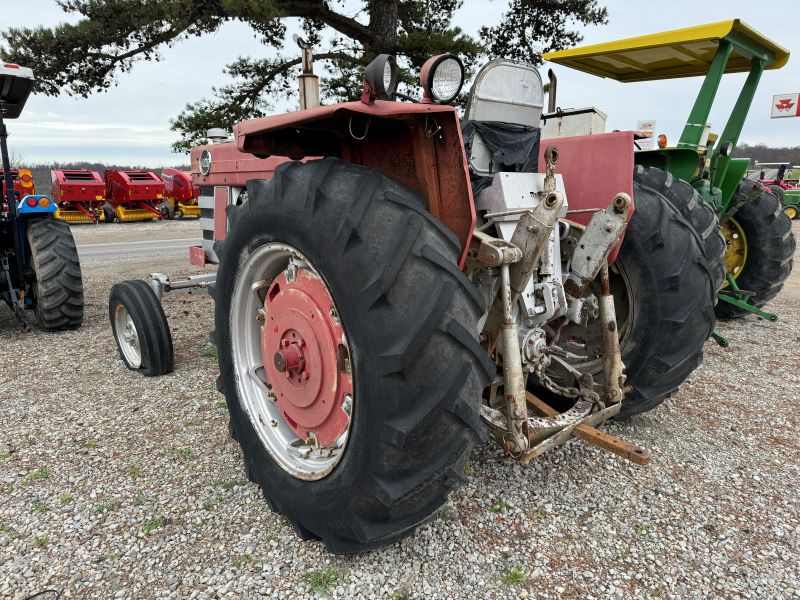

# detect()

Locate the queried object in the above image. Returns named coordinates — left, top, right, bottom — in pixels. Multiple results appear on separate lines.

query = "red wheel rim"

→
left=261, top=268, right=353, bottom=447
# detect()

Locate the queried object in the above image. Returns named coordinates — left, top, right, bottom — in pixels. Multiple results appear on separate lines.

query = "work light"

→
left=362, top=54, right=397, bottom=102
left=421, top=54, right=465, bottom=104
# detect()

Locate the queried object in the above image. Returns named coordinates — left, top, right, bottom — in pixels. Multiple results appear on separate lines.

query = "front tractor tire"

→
left=26, top=217, right=84, bottom=330
left=213, top=158, right=492, bottom=553
left=109, top=280, right=174, bottom=376
left=716, top=181, right=795, bottom=319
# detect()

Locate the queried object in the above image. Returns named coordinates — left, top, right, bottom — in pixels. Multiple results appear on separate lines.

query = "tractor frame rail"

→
left=149, top=272, right=217, bottom=301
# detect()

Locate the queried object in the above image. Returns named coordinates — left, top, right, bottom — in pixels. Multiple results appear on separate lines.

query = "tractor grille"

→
left=198, top=186, right=218, bottom=263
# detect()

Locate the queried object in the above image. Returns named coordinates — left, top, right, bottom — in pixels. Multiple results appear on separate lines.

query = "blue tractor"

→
left=0, top=63, right=83, bottom=329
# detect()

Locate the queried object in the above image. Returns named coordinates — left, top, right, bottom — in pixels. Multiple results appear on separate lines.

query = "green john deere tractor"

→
left=544, top=19, right=795, bottom=328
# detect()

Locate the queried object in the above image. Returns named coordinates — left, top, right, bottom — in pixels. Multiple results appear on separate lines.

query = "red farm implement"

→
left=104, top=169, right=164, bottom=222
left=52, top=169, right=105, bottom=223
left=160, top=167, right=200, bottom=218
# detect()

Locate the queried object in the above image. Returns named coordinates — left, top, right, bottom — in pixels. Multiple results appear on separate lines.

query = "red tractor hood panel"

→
left=235, top=100, right=460, bottom=157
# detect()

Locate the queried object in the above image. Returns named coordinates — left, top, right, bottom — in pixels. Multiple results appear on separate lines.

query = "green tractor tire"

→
left=717, top=182, right=795, bottom=319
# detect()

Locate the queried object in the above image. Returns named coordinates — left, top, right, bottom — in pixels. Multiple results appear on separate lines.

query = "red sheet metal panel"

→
left=161, top=167, right=197, bottom=202
left=105, top=170, right=166, bottom=206
left=227, top=101, right=476, bottom=267
left=50, top=169, right=104, bottom=204
left=214, top=187, right=229, bottom=241
left=538, top=131, right=635, bottom=262
left=189, top=245, right=207, bottom=267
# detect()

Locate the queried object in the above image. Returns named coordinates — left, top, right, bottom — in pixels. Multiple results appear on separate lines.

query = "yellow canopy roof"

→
left=542, top=19, right=789, bottom=82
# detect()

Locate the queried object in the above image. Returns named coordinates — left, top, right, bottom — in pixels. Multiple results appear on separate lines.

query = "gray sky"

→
left=3, top=0, right=798, bottom=166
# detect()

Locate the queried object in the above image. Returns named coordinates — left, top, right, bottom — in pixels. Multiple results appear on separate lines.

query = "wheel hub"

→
left=261, top=267, right=352, bottom=447
left=721, top=218, right=748, bottom=287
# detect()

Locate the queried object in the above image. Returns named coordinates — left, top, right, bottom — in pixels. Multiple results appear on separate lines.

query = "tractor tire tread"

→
left=108, top=279, right=174, bottom=376
left=26, top=217, right=84, bottom=330
left=716, top=181, right=795, bottom=318
left=215, top=157, right=490, bottom=553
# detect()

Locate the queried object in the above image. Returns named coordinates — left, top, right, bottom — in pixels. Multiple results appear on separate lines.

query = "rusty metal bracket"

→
left=481, top=195, right=563, bottom=349
left=526, top=392, right=649, bottom=466
left=598, top=263, right=625, bottom=404
left=563, top=193, right=631, bottom=300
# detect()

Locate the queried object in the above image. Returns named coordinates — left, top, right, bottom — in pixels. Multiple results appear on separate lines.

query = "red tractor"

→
left=110, top=51, right=719, bottom=553
left=159, top=167, right=200, bottom=219
left=52, top=168, right=106, bottom=223
left=104, top=169, right=165, bottom=222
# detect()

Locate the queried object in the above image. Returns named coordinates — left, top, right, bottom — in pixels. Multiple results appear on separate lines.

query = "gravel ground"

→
left=1, top=220, right=799, bottom=599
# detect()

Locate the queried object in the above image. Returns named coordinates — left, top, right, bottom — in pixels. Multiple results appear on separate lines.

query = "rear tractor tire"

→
left=547, top=166, right=722, bottom=418
left=213, top=158, right=491, bottom=553
left=716, top=181, right=795, bottom=319
left=26, top=217, right=84, bottom=330
left=109, top=280, right=174, bottom=376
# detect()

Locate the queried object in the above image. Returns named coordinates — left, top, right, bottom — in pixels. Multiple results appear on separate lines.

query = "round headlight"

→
left=421, top=54, right=465, bottom=104
left=199, top=150, right=212, bottom=176
left=363, top=54, right=397, bottom=102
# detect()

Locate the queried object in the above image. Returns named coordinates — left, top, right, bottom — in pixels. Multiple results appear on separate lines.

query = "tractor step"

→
left=525, top=392, right=649, bottom=466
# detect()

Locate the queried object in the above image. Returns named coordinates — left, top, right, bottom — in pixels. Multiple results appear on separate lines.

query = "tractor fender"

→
left=16, top=195, right=57, bottom=216
left=537, top=131, right=636, bottom=262
left=227, top=100, right=476, bottom=267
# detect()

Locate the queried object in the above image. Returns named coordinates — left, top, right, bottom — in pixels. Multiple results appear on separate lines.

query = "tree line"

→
left=734, top=143, right=800, bottom=167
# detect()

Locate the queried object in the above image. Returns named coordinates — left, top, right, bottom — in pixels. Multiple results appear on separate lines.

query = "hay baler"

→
left=104, top=169, right=164, bottom=222
left=52, top=168, right=105, bottom=223
left=161, top=167, right=200, bottom=218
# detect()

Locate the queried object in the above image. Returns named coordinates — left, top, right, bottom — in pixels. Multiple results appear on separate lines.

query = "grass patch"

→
left=94, top=553, right=120, bottom=564
left=186, top=419, right=204, bottom=427
left=132, top=493, right=149, bottom=507
left=303, top=568, right=339, bottom=594
left=233, top=553, right=254, bottom=568
left=0, top=449, right=12, bottom=461
left=83, top=438, right=97, bottom=449
left=178, top=448, right=197, bottom=460
left=503, top=565, right=525, bottom=586
left=490, top=500, right=512, bottom=513
left=30, top=501, right=46, bottom=513
left=216, top=399, right=228, bottom=411
left=214, top=479, right=246, bottom=491
left=464, top=462, right=473, bottom=477
left=0, top=523, right=23, bottom=539
left=142, top=515, right=169, bottom=535
left=34, top=535, right=49, bottom=548
left=633, top=523, right=650, bottom=535
left=28, top=467, right=51, bottom=481
left=201, top=346, right=218, bottom=359
left=438, top=507, right=454, bottom=522
left=59, top=492, right=74, bottom=505
left=390, top=591, right=411, bottom=600
left=126, top=464, right=145, bottom=478
left=95, top=500, right=122, bottom=514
